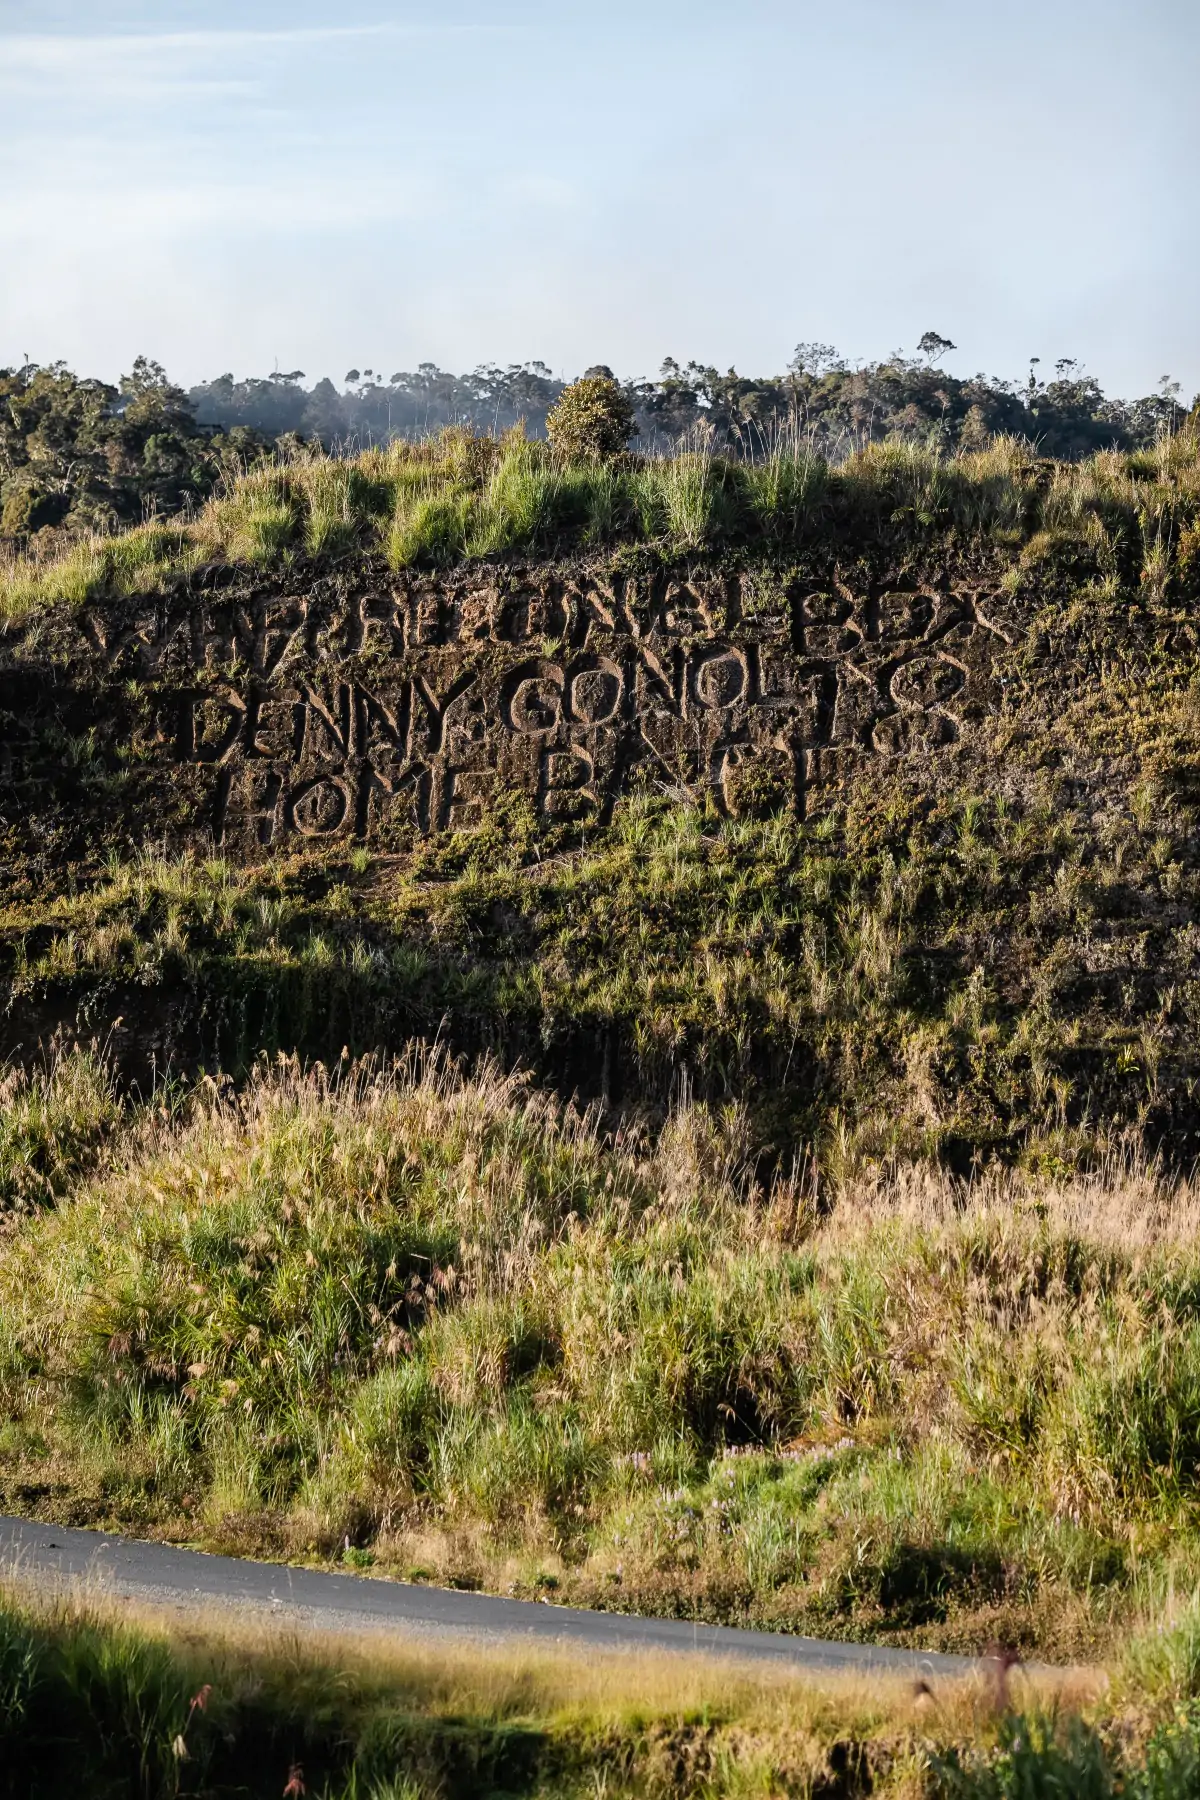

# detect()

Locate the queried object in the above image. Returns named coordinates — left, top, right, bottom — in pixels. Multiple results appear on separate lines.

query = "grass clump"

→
left=0, top=521, right=201, bottom=621
left=0, top=1049, right=120, bottom=1216
left=6, top=1054, right=1200, bottom=1658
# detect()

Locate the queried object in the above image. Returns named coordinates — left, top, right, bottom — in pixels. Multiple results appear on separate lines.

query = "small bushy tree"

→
left=546, top=371, right=636, bottom=462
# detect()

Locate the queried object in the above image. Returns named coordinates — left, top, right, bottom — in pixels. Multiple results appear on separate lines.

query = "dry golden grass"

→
left=0, top=1572, right=1108, bottom=1767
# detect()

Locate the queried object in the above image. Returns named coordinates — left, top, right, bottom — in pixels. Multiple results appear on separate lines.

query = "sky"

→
left=1, top=0, right=1197, bottom=398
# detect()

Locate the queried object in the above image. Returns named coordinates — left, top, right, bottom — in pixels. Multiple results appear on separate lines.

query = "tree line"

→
left=1, top=342, right=1191, bottom=548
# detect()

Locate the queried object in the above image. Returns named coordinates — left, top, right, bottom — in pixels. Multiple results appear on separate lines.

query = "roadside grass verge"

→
left=2, top=426, right=1199, bottom=621
left=5, top=1054, right=1200, bottom=1659
left=0, top=1579, right=1108, bottom=1799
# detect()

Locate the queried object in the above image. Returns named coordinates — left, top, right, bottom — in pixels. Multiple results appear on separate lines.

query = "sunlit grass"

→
left=0, top=1048, right=120, bottom=1214
left=5, top=1045, right=1200, bottom=1661
left=4, top=423, right=1198, bottom=620
left=0, top=520, right=202, bottom=621
left=0, top=1577, right=1108, bottom=1800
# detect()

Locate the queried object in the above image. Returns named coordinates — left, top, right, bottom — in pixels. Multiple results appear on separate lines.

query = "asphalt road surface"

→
left=0, top=1514, right=976, bottom=1679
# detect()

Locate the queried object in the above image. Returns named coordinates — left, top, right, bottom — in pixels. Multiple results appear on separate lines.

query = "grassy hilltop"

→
left=6, top=425, right=1200, bottom=1792
left=3, top=422, right=1199, bottom=614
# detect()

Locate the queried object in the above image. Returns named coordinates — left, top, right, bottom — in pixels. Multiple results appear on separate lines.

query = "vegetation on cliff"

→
left=4, top=421, right=1200, bottom=629
left=5, top=637, right=1200, bottom=1176
left=2, top=343, right=1191, bottom=564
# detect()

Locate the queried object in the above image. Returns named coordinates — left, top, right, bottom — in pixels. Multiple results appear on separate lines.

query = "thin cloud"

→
left=0, top=23, right=506, bottom=70
left=0, top=171, right=446, bottom=238
left=0, top=22, right=516, bottom=105
left=499, top=175, right=579, bottom=210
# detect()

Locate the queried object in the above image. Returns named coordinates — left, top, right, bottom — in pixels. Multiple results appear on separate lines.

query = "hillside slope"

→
left=7, top=440, right=1200, bottom=1661
left=4, top=435, right=1200, bottom=1169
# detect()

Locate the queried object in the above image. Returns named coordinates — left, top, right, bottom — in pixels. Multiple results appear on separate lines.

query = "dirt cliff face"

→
left=0, top=554, right=1024, bottom=870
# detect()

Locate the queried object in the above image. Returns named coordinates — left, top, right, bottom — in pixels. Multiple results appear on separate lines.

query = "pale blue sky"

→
left=2, top=0, right=1197, bottom=396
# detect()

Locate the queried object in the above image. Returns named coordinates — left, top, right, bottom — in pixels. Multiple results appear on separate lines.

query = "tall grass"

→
left=0, top=1048, right=121, bottom=1215
left=0, top=521, right=202, bottom=621
left=4, top=1052, right=1200, bottom=1657
left=3, top=422, right=1199, bottom=619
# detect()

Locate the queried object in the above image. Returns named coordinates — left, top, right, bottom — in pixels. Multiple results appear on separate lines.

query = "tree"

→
left=789, top=342, right=845, bottom=378
left=0, top=362, right=117, bottom=536
left=917, top=331, right=956, bottom=366
left=0, top=358, right=272, bottom=546
left=301, top=379, right=347, bottom=443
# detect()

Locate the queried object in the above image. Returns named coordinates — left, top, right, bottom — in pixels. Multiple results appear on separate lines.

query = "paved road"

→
left=0, top=1514, right=972, bottom=1678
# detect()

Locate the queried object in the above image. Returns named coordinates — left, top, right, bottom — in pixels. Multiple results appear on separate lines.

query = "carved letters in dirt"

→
left=77, top=569, right=1012, bottom=850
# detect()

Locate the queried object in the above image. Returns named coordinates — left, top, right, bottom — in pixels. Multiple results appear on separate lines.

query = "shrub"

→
left=546, top=375, right=635, bottom=463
